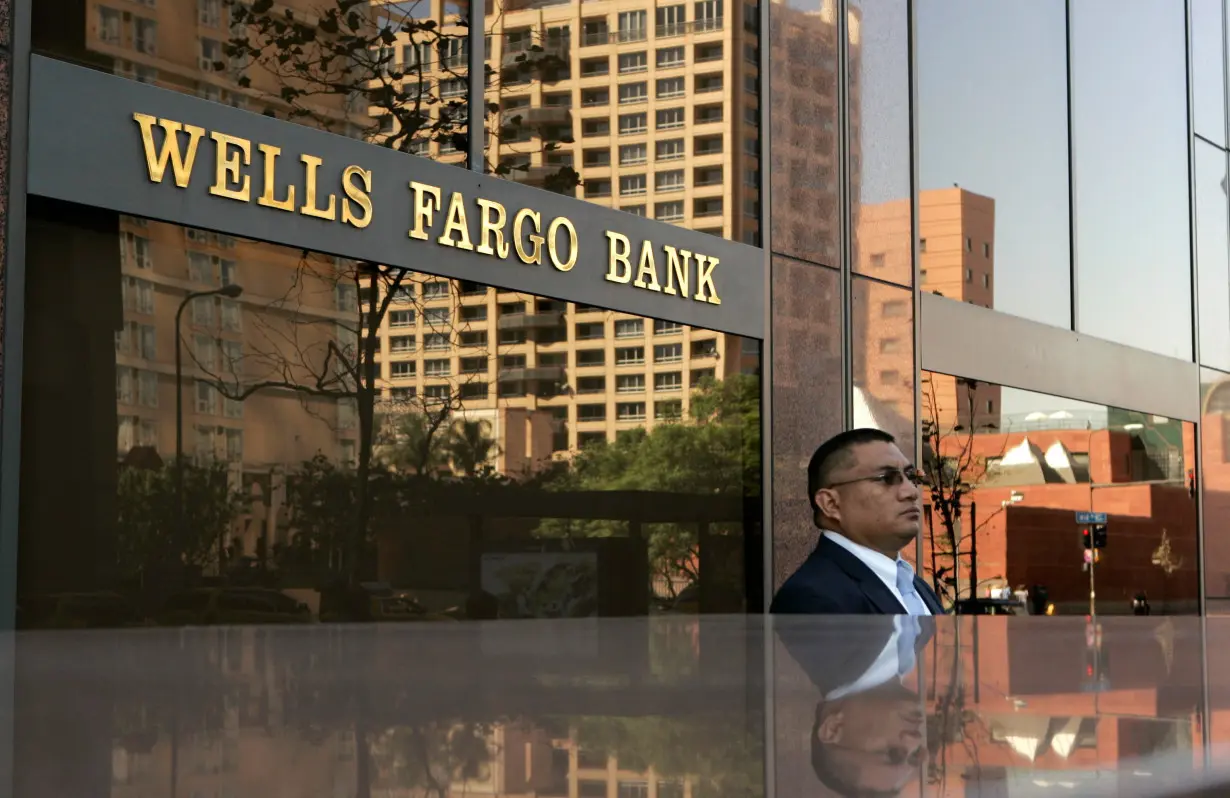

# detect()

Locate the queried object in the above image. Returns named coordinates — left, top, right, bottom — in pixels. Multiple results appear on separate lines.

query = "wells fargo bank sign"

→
left=28, top=56, right=762, bottom=337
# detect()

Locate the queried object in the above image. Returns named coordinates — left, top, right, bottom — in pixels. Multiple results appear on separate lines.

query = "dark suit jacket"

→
left=771, top=535, right=945, bottom=615
left=774, top=614, right=936, bottom=697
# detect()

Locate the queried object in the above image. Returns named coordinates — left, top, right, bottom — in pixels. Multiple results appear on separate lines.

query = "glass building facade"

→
left=5, top=0, right=1230, bottom=792
left=6, top=0, right=1230, bottom=620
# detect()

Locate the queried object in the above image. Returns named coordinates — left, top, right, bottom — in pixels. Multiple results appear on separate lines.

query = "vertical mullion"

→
left=837, top=0, right=852, bottom=432
left=467, top=0, right=486, bottom=173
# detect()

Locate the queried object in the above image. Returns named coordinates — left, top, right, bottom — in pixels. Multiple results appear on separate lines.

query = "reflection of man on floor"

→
left=778, top=616, right=930, bottom=797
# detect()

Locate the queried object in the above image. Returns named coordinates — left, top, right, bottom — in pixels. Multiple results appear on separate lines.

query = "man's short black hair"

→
left=807, top=428, right=897, bottom=524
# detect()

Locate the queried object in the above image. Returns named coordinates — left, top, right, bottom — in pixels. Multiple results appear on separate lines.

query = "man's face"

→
left=815, top=685, right=928, bottom=794
left=817, top=441, right=922, bottom=556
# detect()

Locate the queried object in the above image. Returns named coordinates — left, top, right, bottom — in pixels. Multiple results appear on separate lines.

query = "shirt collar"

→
left=824, top=530, right=902, bottom=587
left=826, top=615, right=919, bottom=700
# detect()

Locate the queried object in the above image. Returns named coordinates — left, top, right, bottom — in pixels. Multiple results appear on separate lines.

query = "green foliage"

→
left=115, top=460, right=248, bottom=577
left=370, top=722, right=496, bottom=796
left=571, top=714, right=763, bottom=796
left=537, top=375, right=760, bottom=590
left=280, top=413, right=504, bottom=573
left=378, top=412, right=501, bottom=477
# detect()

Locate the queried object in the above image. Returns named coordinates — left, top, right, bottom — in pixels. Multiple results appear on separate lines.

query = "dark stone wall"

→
left=0, top=0, right=12, bottom=413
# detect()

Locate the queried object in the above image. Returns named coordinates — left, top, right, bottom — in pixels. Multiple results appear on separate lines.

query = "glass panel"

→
left=486, top=0, right=762, bottom=248
left=32, top=0, right=471, bottom=158
left=774, top=616, right=1203, bottom=797
left=852, top=277, right=915, bottom=455
left=1194, top=0, right=1227, bottom=147
left=15, top=624, right=766, bottom=796
left=921, top=371, right=1197, bottom=614
left=1071, top=0, right=1192, bottom=359
left=770, top=256, right=840, bottom=589
left=16, top=203, right=762, bottom=628
left=849, top=0, right=911, bottom=288
left=1203, top=367, right=1230, bottom=600
left=769, top=0, right=838, bottom=264
left=917, top=0, right=1070, bottom=326
left=1197, top=142, right=1230, bottom=370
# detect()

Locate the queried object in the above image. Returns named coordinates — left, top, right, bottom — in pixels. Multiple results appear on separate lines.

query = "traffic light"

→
left=1082, top=523, right=1108, bottom=550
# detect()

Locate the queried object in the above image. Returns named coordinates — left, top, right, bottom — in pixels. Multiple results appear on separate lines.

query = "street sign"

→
left=1075, top=511, right=1108, bottom=524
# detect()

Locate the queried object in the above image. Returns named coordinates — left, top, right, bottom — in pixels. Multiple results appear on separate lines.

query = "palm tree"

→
left=381, top=413, right=451, bottom=475
left=445, top=419, right=500, bottom=477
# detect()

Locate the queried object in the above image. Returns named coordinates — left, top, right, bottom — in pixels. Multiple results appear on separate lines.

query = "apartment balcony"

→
left=513, top=164, right=573, bottom=186
left=498, top=365, right=567, bottom=382
left=499, top=105, right=571, bottom=128
left=497, top=311, right=567, bottom=330
left=655, top=18, right=726, bottom=39
left=501, top=40, right=571, bottom=69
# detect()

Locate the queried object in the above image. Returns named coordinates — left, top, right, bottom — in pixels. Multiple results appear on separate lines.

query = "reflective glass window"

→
left=921, top=371, right=1196, bottom=612
left=917, top=0, right=1070, bottom=327
left=1070, top=0, right=1192, bottom=359
left=1197, top=143, right=1230, bottom=370
left=769, top=0, right=838, bottom=265
left=849, top=0, right=911, bottom=288
left=1193, top=0, right=1227, bottom=147
left=33, top=0, right=472, bottom=159
left=16, top=203, right=763, bottom=626
left=852, top=277, right=915, bottom=455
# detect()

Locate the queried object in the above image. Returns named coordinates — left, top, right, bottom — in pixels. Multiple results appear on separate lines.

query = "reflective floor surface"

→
left=12, top=615, right=1230, bottom=797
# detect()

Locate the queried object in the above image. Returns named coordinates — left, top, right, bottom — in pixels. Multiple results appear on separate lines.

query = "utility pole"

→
left=1088, top=543, right=1097, bottom=621
left=1077, top=512, right=1107, bottom=620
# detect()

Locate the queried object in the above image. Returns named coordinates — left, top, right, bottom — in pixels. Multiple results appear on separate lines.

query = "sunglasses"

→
left=826, top=467, right=925, bottom=490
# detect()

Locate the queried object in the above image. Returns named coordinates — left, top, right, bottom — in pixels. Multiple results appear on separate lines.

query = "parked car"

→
left=154, top=587, right=312, bottom=626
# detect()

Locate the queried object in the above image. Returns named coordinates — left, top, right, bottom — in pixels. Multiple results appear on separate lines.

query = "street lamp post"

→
left=174, top=284, right=244, bottom=567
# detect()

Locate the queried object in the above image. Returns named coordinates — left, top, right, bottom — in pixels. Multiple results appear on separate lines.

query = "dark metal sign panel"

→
left=26, top=56, right=764, bottom=339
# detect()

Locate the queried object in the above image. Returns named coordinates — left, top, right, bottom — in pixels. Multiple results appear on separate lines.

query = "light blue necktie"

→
left=895, top=616, right=920, bottom=676
left=896, top=559, right=929, bottom=616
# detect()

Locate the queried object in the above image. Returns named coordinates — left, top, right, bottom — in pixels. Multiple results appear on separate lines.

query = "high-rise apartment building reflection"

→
left=852, top=188, right=1001, bottom=437
left=80, top=0, right=773, bottom=568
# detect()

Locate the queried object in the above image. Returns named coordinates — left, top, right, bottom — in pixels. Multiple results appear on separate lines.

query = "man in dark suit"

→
left=776, top=615, right=933, bottom=796
left=771, top=428, right=944, bottom=615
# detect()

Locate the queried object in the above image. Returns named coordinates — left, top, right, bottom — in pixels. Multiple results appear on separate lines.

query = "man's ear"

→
left=816, top=706, right=844, bottom=745
left=815, top=488, right=841, bottom=524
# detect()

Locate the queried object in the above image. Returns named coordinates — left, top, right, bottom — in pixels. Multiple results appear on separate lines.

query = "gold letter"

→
left=299, top=155, right=337, bottom=220
left=341, top=165, right=373, bottom=229
left=409, top=181, right=442, bottom=240
left=633, top=241, right=661, bottom=291
left=605, top=232, right=632, bottom=284
left=547, top=217, right=578, bottom=272
left=437, top=192, right=474, bottom=250
left=663, top=246, right=692, bottom=297
left=133, top=113, right=204, bottom=187
left=475, top=199, right=510, bottom=258
left=694, top=254, right=721, bottom=305
left=513, top=209, right=544, bottom=264
left=209, top=132, right=252, bottom=202
left=256, top=143, right=295, bottom=212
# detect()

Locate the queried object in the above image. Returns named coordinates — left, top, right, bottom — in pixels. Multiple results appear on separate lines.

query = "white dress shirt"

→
left=824, top=531, right=932, bottom=617
left=827, top=615, right=922, bottom=700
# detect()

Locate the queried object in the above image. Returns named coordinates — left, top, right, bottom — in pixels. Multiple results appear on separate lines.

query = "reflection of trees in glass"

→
left=191, top=254, right=491, bottom=583
left=1152, top=528, right=1184, bottom=612
left=116, top=459, right=248, bottom=578
left=571, top=714, right=763, bottom=796
left=920, top=376, right=1005, bottom=609
left=379, top=413, right=500, bottom=477
left=223, top=0, right=581, bottom=190
left=371, top=722, right=495, bottom=798
left=537, top=376, right=760, bottom=594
